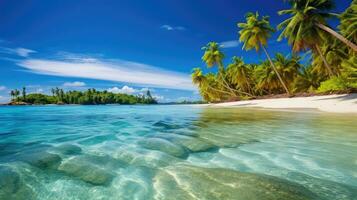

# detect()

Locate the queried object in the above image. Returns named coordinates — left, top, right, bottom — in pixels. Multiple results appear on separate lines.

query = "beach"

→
left=211, top=93, right=357, bottom=113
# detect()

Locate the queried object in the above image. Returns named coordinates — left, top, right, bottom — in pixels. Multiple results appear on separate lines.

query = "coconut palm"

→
left=341, top=56, right=357, bottom=82
left=278, top=0, right=357, bottom=78
left=312, top=39, right=349, bottom=77
left=254, top=61, right=284, bottom=94
left=339, top=0, right=357, bottom=50
left=274, top=53, right=301, bottom=90
left=22, top=87, right=26, bottom=101
left=280, top=0, right=357, bottom=52
left=293, top=66, right=322, bottom=93
left=238, top=12, right=290, bottom=94
left=191, top=68, right=232, bottom=101
left=10, top=90, right=15, bottom=101
left=201, top=42, right=237, bottom=96
left=226, top=56, right=254, bottom=96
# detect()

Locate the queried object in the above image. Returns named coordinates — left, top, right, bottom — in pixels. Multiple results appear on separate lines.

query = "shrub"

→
left=317, top=76, right=349, bottom=93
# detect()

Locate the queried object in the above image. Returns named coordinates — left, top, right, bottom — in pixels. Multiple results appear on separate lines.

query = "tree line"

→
left=192, top=0, right=357, bottom=102
left=10, top=87, right=157, bottom=105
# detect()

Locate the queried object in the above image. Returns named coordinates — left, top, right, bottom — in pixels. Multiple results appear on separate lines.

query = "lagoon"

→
left=0, top=105, right=356, bottom=199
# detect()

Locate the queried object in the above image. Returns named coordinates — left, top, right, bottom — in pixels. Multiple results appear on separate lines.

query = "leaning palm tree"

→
left=191, top=68, right=233, bottom=99
left=339, top=0, right=357, bottom=52
left=226, top=56, right=254, bottom=96
left=238, top=12, right=290, bottom=95
left=280, top=0, right=357, bottom=52
left=278, top=0, right=357, bottom=78
left=201, top=42, right=237, bottom=96
left=312, top=38, right=348, bottom=77
left=274, top=53, right=301, bottom=89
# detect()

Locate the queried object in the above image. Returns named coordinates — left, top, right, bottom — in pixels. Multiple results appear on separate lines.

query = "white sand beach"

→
left=211, top=93, right=357, bottom=113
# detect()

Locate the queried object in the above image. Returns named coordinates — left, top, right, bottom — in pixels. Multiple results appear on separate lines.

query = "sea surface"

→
left=0, top=105, right=356, bottom=200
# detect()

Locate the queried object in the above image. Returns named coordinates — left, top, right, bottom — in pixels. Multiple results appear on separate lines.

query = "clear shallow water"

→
left=0, top=105, right=356, bottom=200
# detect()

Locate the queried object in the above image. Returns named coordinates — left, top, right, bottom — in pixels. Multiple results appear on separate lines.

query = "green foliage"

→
left=238, top=12, right=275, bottom=52
left=11, top=88, right=157, bottom=105
left=293, top=67, right=322, bottom=93
left=277, top=0, right=334, bottom=52
left=339, top=0, right=357, bottom=45
left=317, top=76, right=349, bottom=92
left=191, top=1, right=357, bottom=102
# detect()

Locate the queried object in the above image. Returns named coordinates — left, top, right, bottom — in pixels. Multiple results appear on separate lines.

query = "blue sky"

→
left=0, top=0, right=351, bottom=103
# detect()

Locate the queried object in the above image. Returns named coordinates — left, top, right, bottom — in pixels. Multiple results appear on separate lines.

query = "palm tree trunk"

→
left=262, top=46, right=290, bottom=95
left=217, top=63, right=238, bottom=96
left=217, top=63, right=255, bottom=97
left=315, top=44, right=334, bottom=77
left=316, top=23, right=357, bottom=53
left=205, top=83, right=235, bottom=96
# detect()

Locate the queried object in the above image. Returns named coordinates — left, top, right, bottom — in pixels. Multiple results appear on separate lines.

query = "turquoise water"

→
left=0, top=105, right=357, bottom=200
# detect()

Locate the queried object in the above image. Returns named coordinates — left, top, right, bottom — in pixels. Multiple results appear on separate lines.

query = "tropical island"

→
left=191, top=0, right=356, bottom=103
left=8, top=87, right=157, bottom=105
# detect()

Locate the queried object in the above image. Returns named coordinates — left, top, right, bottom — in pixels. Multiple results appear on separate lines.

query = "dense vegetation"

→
left=192, top=0, right=357, bottom=102
left=9, top=87, right=157, bottom=105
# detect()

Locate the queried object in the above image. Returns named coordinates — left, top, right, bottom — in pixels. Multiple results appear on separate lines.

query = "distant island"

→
left=8, top=87, right=157, bottom=105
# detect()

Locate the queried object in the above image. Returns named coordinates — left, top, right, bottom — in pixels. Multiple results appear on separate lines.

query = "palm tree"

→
left=226, top=56, right=254, bottom=96
left=341, top=56, right=357, bottom=82
left=274, top=53, right=301, bottom=90
left=51, top=88, right=55, bottom=97
left=14, top=89, right=20, bottom=101
left=339, top=0, right=357, bottom=52
left=191, top=68, right=232, bottom=99
left=10, top=90, right=15, bottom=101
left=22, top=87, right=26, bottom=101
left=293, top=66, right=322, bottom=93
left=278, top=0, right=357, bottom=78
left=281, top=0, right=357, bottom=52
left=254, top=61, right=285, bottom=94
left=201, top=42, right=237, bottom=96
left=312, top=39, right=348, bottom=77
left=238, top=12, right=290, bottom=95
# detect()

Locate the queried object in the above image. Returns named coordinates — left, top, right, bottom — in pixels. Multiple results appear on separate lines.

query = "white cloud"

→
left=36, top=88, right=44, bottom=93
left=16, top=48, right=36, bottom=57
left=140, top=87, right=155, bottom=92
left=17, top=56, right=195, bottom=90
left=161, top=25, right=186, bottom=31
left=63, top=81, right=86, bottom=87
left=152, top=94, right=164, bottom=101
left=107, top=85, right=136, bottom=94
left=0, top=86, right=6, bottom=91
left=0, top=47, right=36, bottom=57
left=220, top=40, right=240, bottom=48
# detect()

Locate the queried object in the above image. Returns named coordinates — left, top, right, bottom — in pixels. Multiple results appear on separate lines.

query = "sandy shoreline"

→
left=210, top=93, right=357, bottom=113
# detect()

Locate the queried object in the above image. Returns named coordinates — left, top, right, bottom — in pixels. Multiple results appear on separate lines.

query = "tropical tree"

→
left=277, top=0, right=357, bottom=78
left=22, top=87, right=26, bottom=101
left=254, top=61, right=285, bottom=94
left=201, top=42, right=237, bottom=96
left=191, top=68, right=232, bottom=101
left=312, top=39, right=348, bottom=77
left=281, top=0, right=357, bottom=52
left=293, top=66, right=322, bottom=93
left=238, top=12, right=290, bottom=94
left=10, top=90, right=15, bottom=101
left=14, top=89, right=20, bottom=100
left=274, top=53, right=301, bottom=89
left=226, top=56, right=254, bottom=96
left=339, top=0, right=357, bottom=52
